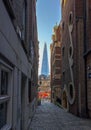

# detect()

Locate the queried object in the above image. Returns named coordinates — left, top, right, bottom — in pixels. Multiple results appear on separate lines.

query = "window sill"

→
left=0, top=95, right=10, bottom=104
left=1, top=124, right=11, bottom=130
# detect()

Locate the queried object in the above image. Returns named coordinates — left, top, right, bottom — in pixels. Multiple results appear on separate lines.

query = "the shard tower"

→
left=41, top=43, right=49, bottom=76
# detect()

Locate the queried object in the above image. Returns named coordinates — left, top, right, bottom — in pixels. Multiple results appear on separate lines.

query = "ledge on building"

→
left=1, top=124, right=11, bottom=130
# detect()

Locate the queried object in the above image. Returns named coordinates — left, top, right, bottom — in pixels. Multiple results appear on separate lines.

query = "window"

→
left=0, top=103, right=7, bottom=129
left=0, top=69, right=9, bottom=129
left=0, top=63, right=12, bottom=129
left=1, top=71, right=8, bottom=95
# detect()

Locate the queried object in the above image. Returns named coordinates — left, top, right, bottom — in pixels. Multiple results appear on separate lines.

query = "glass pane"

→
left=1, top=70, right=8, bottom=95
left=0, top=102, right=7, bottom=129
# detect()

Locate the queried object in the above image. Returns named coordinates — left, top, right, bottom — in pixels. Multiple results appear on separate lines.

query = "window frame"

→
left=0, top=61, right=13, bottom=130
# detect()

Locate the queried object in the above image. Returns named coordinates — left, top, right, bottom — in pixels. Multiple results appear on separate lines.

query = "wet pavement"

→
left=29, top=101, right=91, bottom=130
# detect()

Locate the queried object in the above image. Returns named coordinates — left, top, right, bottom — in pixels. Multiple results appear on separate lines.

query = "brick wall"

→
left=61, top=0, right=87, bottom=116
left=50, top=24, right=62, bottom=103
left=85, top=0, right=91, bottom=117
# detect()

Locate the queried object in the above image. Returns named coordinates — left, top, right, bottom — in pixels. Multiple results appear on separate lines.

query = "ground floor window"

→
left=1, top=70, right=8, bottom=95
left=0, top=62, right=12, bottom=129
left=0, top=102, right=7, bottom=128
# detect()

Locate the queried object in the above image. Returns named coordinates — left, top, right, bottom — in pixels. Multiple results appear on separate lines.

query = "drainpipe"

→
left=83, top=0, right=88, bottom=117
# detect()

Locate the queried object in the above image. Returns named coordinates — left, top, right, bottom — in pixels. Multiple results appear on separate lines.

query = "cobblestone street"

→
left=29, top=101, right=91, bottom=130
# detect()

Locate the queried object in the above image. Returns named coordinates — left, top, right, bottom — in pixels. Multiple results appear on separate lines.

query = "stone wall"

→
left=0, top=0, right=38, bottom=129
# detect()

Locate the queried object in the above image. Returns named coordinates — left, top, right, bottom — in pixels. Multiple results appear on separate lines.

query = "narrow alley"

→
left=29, top=101, right=91, bottom=130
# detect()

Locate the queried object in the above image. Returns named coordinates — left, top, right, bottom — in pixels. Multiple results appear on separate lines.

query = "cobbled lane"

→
left=29, top=101, right=91, bottom=130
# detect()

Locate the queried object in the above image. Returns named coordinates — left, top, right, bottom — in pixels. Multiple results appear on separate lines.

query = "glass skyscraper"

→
left=41, top=43, right=49, bottom=76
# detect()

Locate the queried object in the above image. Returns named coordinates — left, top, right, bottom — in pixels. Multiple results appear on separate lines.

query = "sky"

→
left=36, top=0, right=61, bottom=75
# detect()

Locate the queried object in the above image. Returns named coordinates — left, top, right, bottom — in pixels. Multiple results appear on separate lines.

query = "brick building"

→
left=61, top=0, right=91, bottom=117
left=0, top=0, right=39, bottom=129
left=38, top=75, right=51, bottom=100
left=85, top=0, right=91, bottom=118
left=50, top=24, right=62, bottom=104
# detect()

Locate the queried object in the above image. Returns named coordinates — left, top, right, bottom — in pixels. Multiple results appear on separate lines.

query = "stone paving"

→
left=29, top=101, right=91, bottom=130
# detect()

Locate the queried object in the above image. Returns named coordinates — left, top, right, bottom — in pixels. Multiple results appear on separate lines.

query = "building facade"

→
left=85, top=0, right=91, bottom=118
left=0, top=0, right=39, bottom=129
left=50, top=24, right=62, bottom=104
left=38, top=75, right=51, bottom=100
left=61, top=0, right=91, bottom=117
